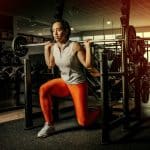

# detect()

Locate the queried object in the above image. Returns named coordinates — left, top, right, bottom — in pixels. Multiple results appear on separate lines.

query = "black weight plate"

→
left=12, top=36, right=28, bottom=57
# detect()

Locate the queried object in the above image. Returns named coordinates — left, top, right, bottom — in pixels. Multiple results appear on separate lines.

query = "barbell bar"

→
left=20, top=38, right=125, bottom=47
left=11, top=35, right=124, bottom=57
left=11, top=34, right=146, bottom=57
left=20, top=42, right=49, bottom=47
left=20, top=37, right=149, bottom=47
left=20, top=37, right=150, bottom=48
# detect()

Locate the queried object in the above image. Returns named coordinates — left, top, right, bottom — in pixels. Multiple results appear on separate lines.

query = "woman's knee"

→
left=39, top=84, right=49, bottom=97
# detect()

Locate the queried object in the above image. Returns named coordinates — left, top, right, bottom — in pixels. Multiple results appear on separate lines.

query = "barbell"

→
left=11, top=26, right=146, bottom=62
left=11, top=35, right=123, bottom=57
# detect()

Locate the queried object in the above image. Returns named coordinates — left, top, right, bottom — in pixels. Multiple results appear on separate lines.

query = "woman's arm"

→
left=44, top=42, right=55, bottom=69
left=74, top=40, right=93, bottom=68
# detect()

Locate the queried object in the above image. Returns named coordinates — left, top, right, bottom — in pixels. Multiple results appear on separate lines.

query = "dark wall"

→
left=0, top=15, right=13, bottom=31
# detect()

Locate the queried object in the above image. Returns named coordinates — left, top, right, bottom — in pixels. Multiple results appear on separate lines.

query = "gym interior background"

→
left=0, top=0, right=150, bottom=147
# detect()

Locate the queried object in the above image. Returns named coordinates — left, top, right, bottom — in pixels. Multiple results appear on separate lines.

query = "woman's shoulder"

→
left=70, top=41, right=82, bottom=52
left=70, top=40, right=80, bottom=45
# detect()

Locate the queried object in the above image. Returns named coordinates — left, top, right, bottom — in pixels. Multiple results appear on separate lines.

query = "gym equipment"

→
left=12, top=36, right=29, bottom=57
left=11, top=35, right=123, bottom=57
left=13, top=0, right=149, bottom=145
left=11, top=33, right=147, bottom=59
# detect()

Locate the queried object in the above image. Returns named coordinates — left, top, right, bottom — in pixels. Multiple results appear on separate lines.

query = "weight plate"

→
left=12, top=36, right=28, bottom=57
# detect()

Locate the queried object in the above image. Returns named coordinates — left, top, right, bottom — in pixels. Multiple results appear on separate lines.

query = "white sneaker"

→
left=37, top=123, right=55, bottom=138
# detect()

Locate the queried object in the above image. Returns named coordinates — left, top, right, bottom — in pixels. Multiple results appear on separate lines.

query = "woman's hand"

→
left=44, top=41, right=55, bottom=69
left=75, top=40, right=93, bottom=68
left=44, top=41, right=54, bottom=49
left=83, top=39, right=93, bottom=49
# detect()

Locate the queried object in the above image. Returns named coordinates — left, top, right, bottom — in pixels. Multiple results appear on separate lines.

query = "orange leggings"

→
left=39, top=78, right=100, bottom=127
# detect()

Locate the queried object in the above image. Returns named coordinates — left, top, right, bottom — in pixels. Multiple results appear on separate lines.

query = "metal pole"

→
left=100, top=52, right=110, bottom=144
left=24, top=58, right=33, bottom=129
left=120, top=0, right=131, bottom=129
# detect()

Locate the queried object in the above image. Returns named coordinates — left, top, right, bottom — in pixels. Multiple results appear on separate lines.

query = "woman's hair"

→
left=50, top=19, right=71, bottom=40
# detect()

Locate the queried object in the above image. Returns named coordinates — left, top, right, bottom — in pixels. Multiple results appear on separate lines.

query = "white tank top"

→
left=51, top=41, right=86, bottom=84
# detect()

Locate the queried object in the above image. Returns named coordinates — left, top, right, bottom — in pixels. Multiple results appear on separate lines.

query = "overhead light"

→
left=106, top=21, right=112, bottom=25
left=71, top=27, right=74, bottom=31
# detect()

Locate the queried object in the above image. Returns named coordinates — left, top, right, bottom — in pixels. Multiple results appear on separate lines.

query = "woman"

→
left=37, top=19, right=100, bottom=138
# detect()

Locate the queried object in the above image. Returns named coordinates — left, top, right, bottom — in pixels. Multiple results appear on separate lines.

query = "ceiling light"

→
left=71, top=27, right=74, bottom=31
left=106, top=21, right=112, bottom=25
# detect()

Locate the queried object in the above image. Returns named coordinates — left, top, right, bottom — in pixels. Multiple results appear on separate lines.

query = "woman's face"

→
left=52, top=22, right=67, bottom=43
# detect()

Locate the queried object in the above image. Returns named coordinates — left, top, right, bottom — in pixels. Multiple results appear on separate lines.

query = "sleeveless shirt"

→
left=51, top=41, right=86, bottom=84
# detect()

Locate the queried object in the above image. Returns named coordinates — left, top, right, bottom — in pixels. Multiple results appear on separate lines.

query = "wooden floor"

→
left=0, top=109, right=25, bottom=124
left=0, top=107, right=41, bottom=124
